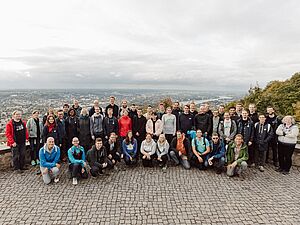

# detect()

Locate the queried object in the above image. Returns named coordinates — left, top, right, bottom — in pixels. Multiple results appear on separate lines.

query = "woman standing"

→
left=26, top=111, right=43, bottom=166
left=42, top=115, right=60, bottom=145
left=65, top=108, right=80, bottom=149
left=79, top=108, right=92, bottom=153
left=118, top=110, right=132, bottom=140
left=276, top=116, right=299, bottom=175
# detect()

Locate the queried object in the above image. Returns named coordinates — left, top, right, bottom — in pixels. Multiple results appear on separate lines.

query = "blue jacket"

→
left=122, top=138, right=137, bottom=158
left=208, top=140, right=225, bottom=159
left=68, top=145, right=86, bottom=167
left=39, top=145, right=61, bottom=169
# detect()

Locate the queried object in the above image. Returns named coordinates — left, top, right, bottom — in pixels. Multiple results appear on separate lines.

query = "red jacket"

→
left=118, top=116, right=132, bottom=137
left=5, top=119, right=29, bottom=147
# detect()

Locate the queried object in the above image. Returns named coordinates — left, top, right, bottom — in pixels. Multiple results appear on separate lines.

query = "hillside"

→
left=230, top=72, right=300, bottom=121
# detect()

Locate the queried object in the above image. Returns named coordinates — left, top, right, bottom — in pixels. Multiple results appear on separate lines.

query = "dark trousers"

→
left=69, top=164, right=88, bottom=179
left=29, top=138, right=40, bottom=161
left=165, top=134, right=174, bottom=148
left=124, top=155, right=138, bottom=165
left=60, top=137, right=68, bottom=161
left=278, top=142, right=295, bottom=172
left=267, top=137, right=278, bottom=163
left=90, top=165, right=101, bottom=177
left=135, top=136, right=144, bottom=160
left=157, top=154, right=168, bottom=167
left=248, top=144, right=255, bottom=164
left=255, top=149, right=267, bottom=167
left=141, top=154, right=156, bottom=167
left=11, top=144, right=26, bottom=170
left=94, top=131, right=104, bottom=140
left=190, top=154, right=207, bottom=170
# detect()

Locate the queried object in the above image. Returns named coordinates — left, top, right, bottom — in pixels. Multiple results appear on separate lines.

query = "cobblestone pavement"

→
left=0, top=162, right=299, bottom=225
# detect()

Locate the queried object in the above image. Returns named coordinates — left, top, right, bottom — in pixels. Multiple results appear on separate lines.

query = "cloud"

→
left=0, top=0, right=299, bottom=91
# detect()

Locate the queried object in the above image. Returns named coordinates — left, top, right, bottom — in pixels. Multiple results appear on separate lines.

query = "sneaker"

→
left=31, top=160, right=36, bottom=166
left=72, top=178, right=78, bottom=185
left=250, top=163, right=255, bottom=168
left=275, top=168, right=284, bottom=172
left=274, top=162, right=279, bottom=167
left=216, top=169, right=222, bottom=174
left=162, top=165, right=167, bottom=173
left=259, top=166, right=265, bottom=172
left=17, top=169, right=23, bottom=174
left=282, top=171, right=290, bottom=175
left=54, top=177, right=60, bottom=183
left=36, top=159, right=40, bottom=165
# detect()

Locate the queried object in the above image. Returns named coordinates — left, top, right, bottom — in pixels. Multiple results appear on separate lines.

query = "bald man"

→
left=39, top=137, right=61, bottom=184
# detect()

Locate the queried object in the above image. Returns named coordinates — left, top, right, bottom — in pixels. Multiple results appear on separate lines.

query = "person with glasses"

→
left=190, top=129, right=210, bottom=170
left=206, top=133, right=226, bottom=174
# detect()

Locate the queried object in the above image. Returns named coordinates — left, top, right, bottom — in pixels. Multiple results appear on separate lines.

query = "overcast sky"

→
left=0, top=0, right=299, bottom=91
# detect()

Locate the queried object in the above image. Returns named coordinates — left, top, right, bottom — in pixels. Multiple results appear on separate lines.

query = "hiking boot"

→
left=54, top=177, right=60, bottom=183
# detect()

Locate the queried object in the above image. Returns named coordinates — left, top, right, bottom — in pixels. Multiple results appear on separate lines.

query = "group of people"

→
left=5, top=96, right=299, bottom=185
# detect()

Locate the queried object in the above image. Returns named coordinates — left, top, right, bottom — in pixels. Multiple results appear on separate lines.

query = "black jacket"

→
left=56, top=118, right=66, bottom=144
left=86, top=145, right=108, bottom=168
left=104, top=140, right=121, bottom=157
left=132, top=115, right=147, bottom=139
left=237, top=118, right=254, bottom=144
left=178, top=113, right=194, bottom=134
left=89, top=106, right=104, bottom=117
left=103, top=116, right=119, bottom=138
left=254, top=122, right=274, bottom=151
left=42, top=125, right=60, bottom=145
left=105, top=104, right=119, bottom=118
left=249, top=112, right=259, bottom=124
left=65, top=116, right=80, bottom=141
left=79, top=115, right=91, bottom=147
left=194, top=113, right=212, bottom=135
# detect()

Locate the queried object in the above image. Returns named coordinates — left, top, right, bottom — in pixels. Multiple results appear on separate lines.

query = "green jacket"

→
left=226, top=142, right=249, bottom=166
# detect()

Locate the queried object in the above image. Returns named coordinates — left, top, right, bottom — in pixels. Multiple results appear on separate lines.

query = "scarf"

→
left=48, top=123, right=55, bottom=133
left=177, top=134, right=186, bottom=155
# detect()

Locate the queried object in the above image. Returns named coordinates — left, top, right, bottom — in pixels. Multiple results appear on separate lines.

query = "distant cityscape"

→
left=0, top=89, right=244, bottom=134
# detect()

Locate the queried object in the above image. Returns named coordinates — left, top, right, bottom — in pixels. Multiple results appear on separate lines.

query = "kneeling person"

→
left=39, top=137, right=61, bottom=184
left=226, top=134, right=249, bottom=178
left=87, top=138, right=111, bottom=177
left=68, top=137, right=88, bottom=185
left=206, top=133, right=225, bottom=174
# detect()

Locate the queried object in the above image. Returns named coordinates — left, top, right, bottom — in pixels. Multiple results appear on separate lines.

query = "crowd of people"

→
left=5, top=96, right=299, bottom=185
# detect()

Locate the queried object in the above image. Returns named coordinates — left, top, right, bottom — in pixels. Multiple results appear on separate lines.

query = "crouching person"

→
left=68, top=137, right=88, bottom=185
left=156, top=134, right=169, bottom=171
left=169, top=130, right=191, bottom=170
left=226, top=134, right=249, bottom=179
left=190, top=129, right=210, bottom=170
left=104, top=132, right=122, bottom=168
left=87, top=138, right=111, bottom=177
left=206, top=133, right=226, bottom=174
left=39, top=137, right=61, bottom=184
left=122, top=131, right=138, bottom=165
left=140, top=133, right=157, bottom=167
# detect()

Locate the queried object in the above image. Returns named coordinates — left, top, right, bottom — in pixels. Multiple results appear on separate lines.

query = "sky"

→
left=0, top=0, right=299, bottom=91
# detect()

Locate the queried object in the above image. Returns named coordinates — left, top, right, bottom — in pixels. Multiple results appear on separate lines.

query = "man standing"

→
left=132, top=108, right=147, bottom=154
left=6, top=110, right=29, bottom=173
left=178, top=105, right=194, bottom=135
left=254, top=114, right=274, bottom=172
left=266, top=106, right=281, bottom=167
left=39, top=137, right=61, bottom=184
left=194, top=105, right=212, bottom=138
left=237, top=110, right=254, bottom=166
left=72, top=99, right=82, bottom=117
left=89, top=100, right=103, bottom=116
left=56, top=109, right=67, bottom=161
left=249, top=103, right=259, bottom=124
left=90, top=107, right=104, bottom=141
left=103, top=108, right=118, bottom=140
left=105, top=96, right=119, bottom=118
left=172, top=101, right=182, bottom=131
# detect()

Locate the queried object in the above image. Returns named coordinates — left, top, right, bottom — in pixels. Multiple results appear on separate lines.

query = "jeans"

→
left=124, top=155, right=138, bottom=166
left=169, top=151, right=190, bottom=169
left=227, top=161, right=247, bottom=177
left=278, top=142, right=295, bottom=172
left=40, top=166, right=60, bottom=184
left=11, top=144, right=26, bottom=170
